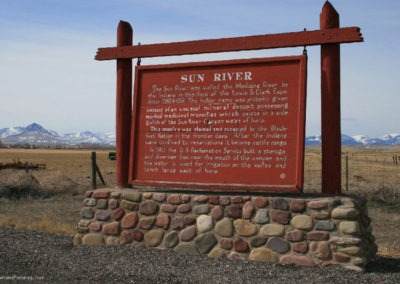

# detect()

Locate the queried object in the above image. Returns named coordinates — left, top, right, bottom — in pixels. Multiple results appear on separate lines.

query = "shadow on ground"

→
left=366, top=256, right=400, bottom=273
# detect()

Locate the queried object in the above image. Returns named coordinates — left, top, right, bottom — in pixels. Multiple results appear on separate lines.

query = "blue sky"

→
left=1, top=0, right=399, bottom=137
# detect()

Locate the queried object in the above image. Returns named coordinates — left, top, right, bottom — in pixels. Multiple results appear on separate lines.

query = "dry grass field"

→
left=0, top=149, right=116, bottom=193
left=0, top=147, right=399, bottom=258
left=0, top=149, right=115, bottom=236
left=305, top=145, right=400, bottom=194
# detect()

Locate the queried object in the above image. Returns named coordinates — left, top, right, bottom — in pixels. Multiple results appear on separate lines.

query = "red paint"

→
left=95, top=27, right=362, bottom=60
left=116, top=21, right=132, bottom=188
left=129, top=56, right=307, bottom=192
left=320, top=1, right=342, bottom=194
left=95, top=2, right=363, bottom=194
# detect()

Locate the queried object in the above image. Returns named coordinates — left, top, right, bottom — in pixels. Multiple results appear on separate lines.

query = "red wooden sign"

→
left=130, top=56, right=307, bottom=192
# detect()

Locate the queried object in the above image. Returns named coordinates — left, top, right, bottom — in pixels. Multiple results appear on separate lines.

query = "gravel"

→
left=1, top=228, right=399, bottom=283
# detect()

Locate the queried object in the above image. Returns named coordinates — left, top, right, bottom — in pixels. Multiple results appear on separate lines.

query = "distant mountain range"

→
left=0, top=123, right=399, bottom=147
left=305, top=133, right=400, bottom=146
left=0, top=123, right=115, bottom=147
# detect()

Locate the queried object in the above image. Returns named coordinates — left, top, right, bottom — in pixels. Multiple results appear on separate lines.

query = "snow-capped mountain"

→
left=0, top=126, right=25, bottom=138
left=382, top=134, right=400, bottom=145
left=1, top=123, right=400, bottom=147
left=352, top=135, right=385, bottom=145
left=304, top=133, right=400, bottom=146
left=63, top=131, right=116, bottom=145
left=0, top=123, right=115, bottom=146
left=341, top=134, right=363, bottom=146
left=1, top=123, right=62, bottom=145
left=349, top=133, right=400, bottom=146
left=304, top=135, right=321, bottom=146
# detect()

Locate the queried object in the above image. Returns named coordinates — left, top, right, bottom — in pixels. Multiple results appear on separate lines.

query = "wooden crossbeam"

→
left=95, top=27, right=362, bottom=60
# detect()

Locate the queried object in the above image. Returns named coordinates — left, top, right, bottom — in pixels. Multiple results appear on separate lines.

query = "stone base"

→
left=74, top=189, right=377, bottom=271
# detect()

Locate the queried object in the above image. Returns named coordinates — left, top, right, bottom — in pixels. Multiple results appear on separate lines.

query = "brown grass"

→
left=0, top=149, right=116, bottom=194
left=304, top=145, right=400, bottom=194
left=0, top=147, right=399, bottom=257
left=378, top=246, right=400, bottom=258
left=2, top=146, right=400, bottom=195
left=0, top=216, right=75, bottom=235
left=0, top=195, right=82, bottom=236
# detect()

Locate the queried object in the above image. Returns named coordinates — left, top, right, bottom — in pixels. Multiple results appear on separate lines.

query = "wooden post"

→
left=116, top=21, right=133, bottom=188
left=96, top=6, right=362, bottom=194
left=320, top=1, right=342, bottom=194
left=96, top=164, right=106, bottom=186
left=91, top=151, right=97, bottom=189
left=345, top=152, right=349, bottom=192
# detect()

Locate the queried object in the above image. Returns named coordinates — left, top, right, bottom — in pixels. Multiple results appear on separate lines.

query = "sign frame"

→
left=129, top=55, right=307, bottom=192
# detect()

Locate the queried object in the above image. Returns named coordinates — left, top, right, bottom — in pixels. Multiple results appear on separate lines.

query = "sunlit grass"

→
left=0, top=216, right=75, bottom=236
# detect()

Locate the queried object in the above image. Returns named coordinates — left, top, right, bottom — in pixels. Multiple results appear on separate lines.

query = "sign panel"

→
left=130, top=56, right=307, bottom=192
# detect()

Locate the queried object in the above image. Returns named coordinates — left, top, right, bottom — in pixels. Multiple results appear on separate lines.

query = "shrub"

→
left=0, top=169, right=51, bottom=199
left=370, top=186, right=400, bottom=210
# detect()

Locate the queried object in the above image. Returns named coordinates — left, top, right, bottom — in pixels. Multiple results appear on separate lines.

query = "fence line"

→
left=303, top=149, right=400, bottom=192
